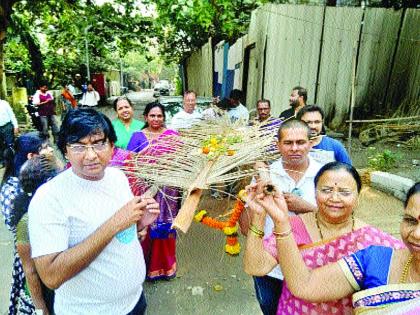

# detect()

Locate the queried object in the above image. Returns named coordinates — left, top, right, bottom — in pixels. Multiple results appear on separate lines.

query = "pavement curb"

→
left=370, top=171, right=415, bottom=202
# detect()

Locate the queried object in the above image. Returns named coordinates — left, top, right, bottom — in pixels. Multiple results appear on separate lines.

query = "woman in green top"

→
left=111, top=97, right=145, bottom=149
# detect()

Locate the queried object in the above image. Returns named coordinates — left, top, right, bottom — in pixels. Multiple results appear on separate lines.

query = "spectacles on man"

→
left=67, top=140, right=109, bottom=154
left=317, top=188, right=354, bottom=198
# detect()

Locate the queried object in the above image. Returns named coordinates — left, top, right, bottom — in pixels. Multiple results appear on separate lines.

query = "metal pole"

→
left=84, top=26, right=91, bottom=82
left=347, top=43, right=358, bottom=156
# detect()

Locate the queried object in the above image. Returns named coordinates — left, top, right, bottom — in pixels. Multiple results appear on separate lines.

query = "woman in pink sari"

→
left=244, top=162, right=404, bottom=314
left=127, top=102, right=180, bottom=281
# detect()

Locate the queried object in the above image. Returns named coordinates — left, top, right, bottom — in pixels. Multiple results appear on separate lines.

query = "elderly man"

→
left=297, top=104, right=351, bottom=165
left=169, top=90, right=202, bottom=130
left=240, top=119, right=322, bottom=315
left=28, top=109, right=159, bottom=314
left=279, top=86, right=307, bottom=121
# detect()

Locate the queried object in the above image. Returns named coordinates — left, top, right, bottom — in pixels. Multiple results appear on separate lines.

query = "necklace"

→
left=145, top=127, right=163, bottom=134
left=315, top=212, right=355, bottom=240
left=399, top=253, right=414, bottom=283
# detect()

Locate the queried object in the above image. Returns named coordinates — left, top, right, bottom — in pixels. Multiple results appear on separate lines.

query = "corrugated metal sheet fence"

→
left=184, top=4, right=419, bottom=128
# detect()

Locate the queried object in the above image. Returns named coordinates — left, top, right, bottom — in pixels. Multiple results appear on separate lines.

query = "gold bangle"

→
left=249, top=224, right=264, bottom=238
left=272, top=228, right=292, bottom=237
left=273, top=229, right=292, bottom=240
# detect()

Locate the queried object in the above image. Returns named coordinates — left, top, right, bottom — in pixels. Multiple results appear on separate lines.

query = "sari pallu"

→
left=339, top=245, right=420, bottom=314
left=352, top=284, right=420, bottom=314
left=263, top=216, right=405, bottom=315
left=127, top=129, right=180, bottom=280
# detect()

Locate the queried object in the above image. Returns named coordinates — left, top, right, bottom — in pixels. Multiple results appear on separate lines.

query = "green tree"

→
left=1, top=0, right=155, bottom=96
left=153, top=0, right=268, bottom=62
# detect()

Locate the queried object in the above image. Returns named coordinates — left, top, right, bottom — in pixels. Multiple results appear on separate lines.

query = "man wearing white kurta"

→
left=29, top=109, right=159, bottom=314
left=80, top=84, right=100, bottom=107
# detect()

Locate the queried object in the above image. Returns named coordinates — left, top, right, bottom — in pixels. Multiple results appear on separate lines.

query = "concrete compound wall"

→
left=185, top=4, right=420, bottom=128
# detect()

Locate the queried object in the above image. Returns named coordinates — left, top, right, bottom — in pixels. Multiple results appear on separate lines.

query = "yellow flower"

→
left=225, top=243, right=241, bottom=255
left=223, top=225, right=238, bottom=235
left=238, top=189, right=247, bottom=201
left=210, top=137, right=218, bottom=146
left=194, top=210, right=207, bottom=222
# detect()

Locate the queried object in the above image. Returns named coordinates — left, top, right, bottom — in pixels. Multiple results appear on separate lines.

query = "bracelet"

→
left=273, top=228, right=292, bottom=240
left=272, top=228, right=292, bottom=237
left=249, top=224, right=264, bottom=238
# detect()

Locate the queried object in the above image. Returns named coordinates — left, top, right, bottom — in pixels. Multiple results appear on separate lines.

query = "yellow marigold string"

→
left=194, top=190, right=246, bottom=256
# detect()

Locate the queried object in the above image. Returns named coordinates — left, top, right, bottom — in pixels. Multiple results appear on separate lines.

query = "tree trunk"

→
left=19, top=30, right=44, bottom=87
left=0, top=38, right=7, bottom=99
left=1, top=1, right=18, bottom=99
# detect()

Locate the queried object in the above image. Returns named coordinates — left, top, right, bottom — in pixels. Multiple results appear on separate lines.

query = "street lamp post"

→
left=84, top=25, right=92, bottom=82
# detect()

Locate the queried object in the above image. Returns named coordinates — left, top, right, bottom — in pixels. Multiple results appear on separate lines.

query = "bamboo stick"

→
left=172, top=189, right=203, bottom=233
left=172, top=160, right=215, bottom=233
left=345, top=115, right=420, bottom=123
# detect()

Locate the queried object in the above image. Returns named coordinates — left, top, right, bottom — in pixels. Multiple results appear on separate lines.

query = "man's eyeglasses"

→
left=67, top=141, right=109, bottom=154
left=317, top=188, right=354, bottom=198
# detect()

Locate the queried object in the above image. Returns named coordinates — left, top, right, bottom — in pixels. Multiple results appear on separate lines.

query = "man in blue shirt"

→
left=297, top=105, right=352, bottom=165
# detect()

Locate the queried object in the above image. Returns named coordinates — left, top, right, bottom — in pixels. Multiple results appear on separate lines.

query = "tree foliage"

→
left=153, top=0, right=268, bottom=62
left=1, top=0, right=156, bottom=91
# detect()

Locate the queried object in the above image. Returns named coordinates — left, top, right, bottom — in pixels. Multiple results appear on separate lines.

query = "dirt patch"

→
left=348, top=137, right=419, bottom=182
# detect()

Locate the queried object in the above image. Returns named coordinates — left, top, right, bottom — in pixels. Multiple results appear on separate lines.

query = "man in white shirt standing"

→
left=227, top=89, right=249, bottom=123
left=29, top=109, right=160, bottom=314
left=80, top=83, right=100, bottom=108
left=240, top=119, right=322, bottom=315
left=0, top=98, right=19, bottom=166
left=169, top=90, right=202, bottom=130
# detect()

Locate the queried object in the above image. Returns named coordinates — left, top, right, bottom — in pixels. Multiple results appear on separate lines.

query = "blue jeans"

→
left=126, top=292, right=147, bottom=315
left=253, top=275, right=283, bottom=315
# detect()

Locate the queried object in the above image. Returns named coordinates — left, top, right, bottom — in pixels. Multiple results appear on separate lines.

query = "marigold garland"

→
left=194, top=190, right=246, bottom=256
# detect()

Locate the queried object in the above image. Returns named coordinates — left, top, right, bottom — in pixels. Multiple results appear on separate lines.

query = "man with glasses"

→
left=297, top=105, right=351, bottom=165
left=240, top=120, right=322, bottom=315
left=28, top=109, right=159, bottom=314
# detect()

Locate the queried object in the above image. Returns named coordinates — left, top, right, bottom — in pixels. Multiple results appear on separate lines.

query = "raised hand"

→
left=111, top=196, right=148, bottom=232
left=247, top=181, right=289, bottom=225
left=138, top=196, right=160, bottom=229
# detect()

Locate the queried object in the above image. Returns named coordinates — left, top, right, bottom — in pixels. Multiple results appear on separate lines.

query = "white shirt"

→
left=228, top=104, right=249, bottom=123
left=169, top=109, right=202, bottom=130
left=29, top=167, right=145, bottom=314
left=0, top=100, right=18, bottom=128
left=264, top=156, right=323, bottom=280
left=81, top=90, right=100, bottom=106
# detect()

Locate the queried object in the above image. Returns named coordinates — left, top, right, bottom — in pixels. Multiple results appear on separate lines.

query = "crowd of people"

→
left=0, top=84, right=418, bottom=315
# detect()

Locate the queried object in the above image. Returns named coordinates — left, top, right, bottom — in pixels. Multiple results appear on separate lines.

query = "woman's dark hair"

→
left=57, top=109, right=117, bottom=155
left=142, top=102, right=166, bottom=129
left=405, top=182, right=420, bottom=208
left=1, top=132, right=46, bottom=184
left=113, top=96, right=134, bottom=111
left=314, top=161, right=362, bottom=193
left=11, top=154, right=61, bottom=227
